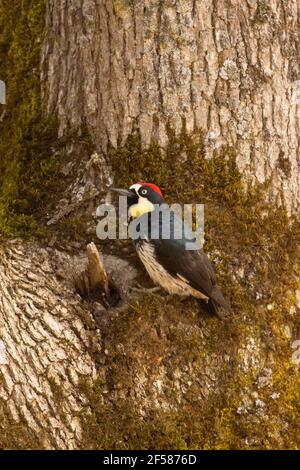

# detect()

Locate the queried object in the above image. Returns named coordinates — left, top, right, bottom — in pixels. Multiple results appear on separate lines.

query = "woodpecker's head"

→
left=111, top=182, right=164, bottom=218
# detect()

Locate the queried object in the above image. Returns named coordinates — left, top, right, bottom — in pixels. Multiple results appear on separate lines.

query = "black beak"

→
left=110, top=187, right=136, bottom=198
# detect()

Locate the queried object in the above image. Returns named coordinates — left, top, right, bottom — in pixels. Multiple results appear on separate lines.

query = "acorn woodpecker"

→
left=111, top=182, right=230, bottom=319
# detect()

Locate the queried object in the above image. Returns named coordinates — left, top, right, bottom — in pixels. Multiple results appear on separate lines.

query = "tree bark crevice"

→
left=0, top=241, right=98, bottom=449
left=42, top=0, right=300, bottom=212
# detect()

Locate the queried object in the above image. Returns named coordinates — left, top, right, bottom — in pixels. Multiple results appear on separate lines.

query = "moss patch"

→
left=0, top=0, right=63, bottom=238
left=109, top=126, right=299, bottom=295
left=78, top=127, right=300, bottom=449
left=0, top=399, right=40, bottom=449
left=0, top=1, right=299, bottom=449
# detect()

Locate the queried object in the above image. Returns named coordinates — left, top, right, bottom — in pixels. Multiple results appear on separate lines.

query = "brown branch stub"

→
left=73, top=243, right=110, bottom=305
left=86, top=242, right=110, bottom=301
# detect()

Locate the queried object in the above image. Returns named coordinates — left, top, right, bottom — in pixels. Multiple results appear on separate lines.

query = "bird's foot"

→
left=197, top=298, right=229, bottom=320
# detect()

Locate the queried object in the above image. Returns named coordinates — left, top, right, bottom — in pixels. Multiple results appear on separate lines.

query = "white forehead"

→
left=129, top=183, right=142, bottom=193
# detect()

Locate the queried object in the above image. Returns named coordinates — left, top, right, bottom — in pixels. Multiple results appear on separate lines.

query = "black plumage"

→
left=111, top=183, right=231, bottom=319
left=133, top=205, right=230, bottom=319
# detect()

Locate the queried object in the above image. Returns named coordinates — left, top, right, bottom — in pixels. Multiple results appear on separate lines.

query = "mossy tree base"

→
left=0, top=0, right=299, bottom=450
left=76, top=130, right=300, bottom=450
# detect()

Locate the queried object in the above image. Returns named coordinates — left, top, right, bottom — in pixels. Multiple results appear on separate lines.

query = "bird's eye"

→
left=141, top=189, right=148, bottom=195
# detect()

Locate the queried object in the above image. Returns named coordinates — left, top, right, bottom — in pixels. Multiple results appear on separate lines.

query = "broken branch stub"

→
left=74, top=243, right=110, bottom=304
left=86, top=242, right=110, bottom=301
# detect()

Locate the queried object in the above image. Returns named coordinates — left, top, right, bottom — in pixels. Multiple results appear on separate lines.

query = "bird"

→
left=111, top=182, right=231, bottom=319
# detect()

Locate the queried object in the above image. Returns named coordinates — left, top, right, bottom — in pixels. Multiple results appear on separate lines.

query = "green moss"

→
left=77, top=126, right=300, bottom=450
left=79, top=375, right=188, bottom=450
left=110, top=125, right=253, bottom=206
left=113, top=0, right=123, bottom=16
left=48, top=376, right=64, bottom=401
left=80, top=287, right=299, bottom=449
left=56, top=216, right=92, bottom=243
left=109, top=126, right=299, bottom=292
left=0, top=1, right=299, bottom=449
left=0, top=398, right=40, bottom=449
left=0, top=0, right=63, bottom=238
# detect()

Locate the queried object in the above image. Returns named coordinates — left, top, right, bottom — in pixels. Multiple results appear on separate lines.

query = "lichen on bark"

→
left=0, top=0, right=300, bottom=451
left=0, top=0, right=63, bottom=238
left=78, top=132, right=300, bottom=450
left=42, top=0, right=300, bottom=213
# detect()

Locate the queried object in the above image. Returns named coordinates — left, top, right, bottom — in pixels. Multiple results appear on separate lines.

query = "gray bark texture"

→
left=0, top=0, right=300, bottom=450
left=0, top=240, right=137, bottom=448
left=42, top=0, right=300, bottom=212
left=0, top=241, right=97, bottom=448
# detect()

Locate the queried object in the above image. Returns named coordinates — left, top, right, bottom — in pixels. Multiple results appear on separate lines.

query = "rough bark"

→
left=1, top=0, right=300, bottom=450
left=42, top=0, right=300, bottom=212
left=0, top=241, right=97, bottom=448
left=0, top=240, right=137, bottom=448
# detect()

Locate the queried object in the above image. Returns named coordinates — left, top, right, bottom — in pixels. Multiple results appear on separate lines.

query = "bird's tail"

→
left=198, top=286, right=231, bottom=320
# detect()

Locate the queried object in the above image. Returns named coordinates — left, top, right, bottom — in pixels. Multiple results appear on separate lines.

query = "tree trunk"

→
left=42, top=0, right=300, bottom=212
left=1, top=0, right=300, bottom=450
left=0, top=241, right=98, bottom=449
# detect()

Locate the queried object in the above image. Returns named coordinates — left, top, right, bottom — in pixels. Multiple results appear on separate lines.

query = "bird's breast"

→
left=136, top=241, right=207, bottom=299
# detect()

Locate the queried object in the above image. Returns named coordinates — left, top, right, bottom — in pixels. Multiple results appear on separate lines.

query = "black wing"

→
left=153, top=237, right=216, bottom=298
left=135, top=207, right=217, bottom=298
